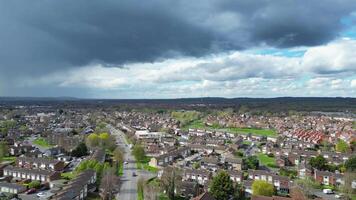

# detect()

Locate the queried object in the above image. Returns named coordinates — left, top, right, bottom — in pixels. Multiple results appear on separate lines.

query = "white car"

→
left=36, top=192, right=46, bottom=197
left=124, top=161, right=128, bottom=165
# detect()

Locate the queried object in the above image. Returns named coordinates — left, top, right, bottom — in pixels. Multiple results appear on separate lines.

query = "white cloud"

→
left=19, top=38, right=356, bottom=98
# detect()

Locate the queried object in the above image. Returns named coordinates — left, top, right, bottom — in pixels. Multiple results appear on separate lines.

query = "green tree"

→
left=132, top=144, right=146, bottom=162
left=86, top=133, right=99, bottom=148
left=309, top=155, right=327, bottom=170
left=71, top=143, right=88, bottom=157
left=252, top=180, right=275, bottom=197
left=345, top=156, right=356, bottom=172
left=244, top=156, right=259, bottom=170
left=209, top=171, right=235, bottom=200
left=336, top=140, right=349, bottom=153
left=0, top=142, right=8, bottom=162
left=28, top=180, right=41, bottom=189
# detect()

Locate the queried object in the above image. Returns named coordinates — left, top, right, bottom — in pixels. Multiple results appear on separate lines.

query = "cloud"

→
left=15, top=38, right=356, bottom=98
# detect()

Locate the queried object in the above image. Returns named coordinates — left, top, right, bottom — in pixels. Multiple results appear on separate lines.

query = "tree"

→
left=71, top=143, right=88, bottom=157
left=336, top=140, right=349, bottom=153
left=113, top=147, right=124, bottom=164
left=209, top=171, right=235, bottom=200
left=309, top=155, right=327, bottom=170
left=252, top=180, right=275, bottom=197
left=28, top=180, right=41, bottom=189
left=132, top=144, right=146, bottom=162
left=339, top=171, right=356, bottom=199
left=295, top=177, right=320, bottom=199
left=161, top=167, right=181, bottom=200
left=244, top=156, right=259, bottom=170
left=100, top=167, right=120, bottom=200
left=0, top=142, right=8, bottom=162
left=86, top=133, right=99, bottom=148
left=345, top=156, right=356, bottom=172
left=144, top=183, right=159, bottom=200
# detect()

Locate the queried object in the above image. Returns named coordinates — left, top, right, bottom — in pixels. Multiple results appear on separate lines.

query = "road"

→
left=108, top=124, right=156, bottom=200
left=109, top=124, right=138, bottom=200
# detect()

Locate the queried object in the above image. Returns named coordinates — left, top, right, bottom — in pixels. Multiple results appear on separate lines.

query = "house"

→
left=314, top=170, right=344, bottom=186
left=9, top=145, right=35, bottom=156
left=16, top=157, right=65, bottom=171
left=183, top=168, right=212, bottom=185
left=192, top=192, right=216, bottom=200
left=52, top=169, right=96, bottom=200
left=297, top=164, right=312, bottom=179
left=248, top=170, right=290, bottom=193
left=251, top=195, right=292, bottom=200
left=178, top=181, right=200, bottom=199
left=0, top=182, right=27, bottom=194
left=224, top=157, right=242, bottom=171
left=149, top=147, right=190, bottom=168
left=227, top=170, right=243, bottom=183
left=201, top=156, right=220, bottom=171
left=3, top=166, right=61, bottom=182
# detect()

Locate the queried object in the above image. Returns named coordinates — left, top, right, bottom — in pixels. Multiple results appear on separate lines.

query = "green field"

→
left=257, top=153, right=276, bottom=167
left=33, top=137, right=53, bottom=148
left=182, top=119, right=277, bottom=137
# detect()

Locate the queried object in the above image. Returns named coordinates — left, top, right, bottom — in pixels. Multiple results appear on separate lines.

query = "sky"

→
left=0, top=0, right=355, bottom=99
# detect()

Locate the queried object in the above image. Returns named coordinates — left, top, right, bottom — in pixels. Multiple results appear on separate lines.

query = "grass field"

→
left=33, top=137, right=53, bottom=148
left=183, top=119, right=277, bottom=137
left=258, top=153, right=276, bottom=167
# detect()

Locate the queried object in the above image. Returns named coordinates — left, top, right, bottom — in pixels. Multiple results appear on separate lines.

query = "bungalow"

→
left=3, top=166, right=61, bottom=182
left=0, top=182, right=27, bottom=194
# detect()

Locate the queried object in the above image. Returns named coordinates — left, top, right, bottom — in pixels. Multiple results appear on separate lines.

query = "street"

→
left=108, top=124, right=138, bottom=200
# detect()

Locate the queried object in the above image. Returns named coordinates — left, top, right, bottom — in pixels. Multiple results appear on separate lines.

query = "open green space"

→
left=33, top=137, right=53, bottom=148
left=257, top=153, right=277, bottom=168
left=182, top=119, right=277, bottom=137
left=136, top=157, right=159, bottom=173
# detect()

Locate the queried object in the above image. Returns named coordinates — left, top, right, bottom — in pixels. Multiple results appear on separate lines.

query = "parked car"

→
left=26, top=188, right=36, bottom=194
left=132, top=172, right=137, bottom=177
left=37, top=192, right=46, bottom=197
left=323, top=189, right=334, bottom=194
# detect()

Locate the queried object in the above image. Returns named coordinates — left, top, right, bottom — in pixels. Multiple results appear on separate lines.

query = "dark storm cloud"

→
left=0, top=0, right=355, bottom=97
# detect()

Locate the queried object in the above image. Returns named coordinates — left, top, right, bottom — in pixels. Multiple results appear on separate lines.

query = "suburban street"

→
left=108, top=124, right=138, bottom=200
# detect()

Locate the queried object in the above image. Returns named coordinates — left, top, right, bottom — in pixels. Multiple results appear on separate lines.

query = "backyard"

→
left=257, top=153, right=277, bottom=168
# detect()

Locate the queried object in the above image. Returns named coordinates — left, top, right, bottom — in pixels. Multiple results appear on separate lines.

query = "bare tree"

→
left=100, top=167, right=120, bottom=200
left=144, top=183, right=159, bottom=200
left=340, top=171, right=356, bottom=200
left=160, top=166, right=182, bottom=200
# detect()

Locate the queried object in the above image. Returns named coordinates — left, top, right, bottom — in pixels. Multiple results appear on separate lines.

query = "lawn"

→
left=33, top=137, right=53, bottom=148
left=136, top=157, right=159, bottom=173
left=117, top=162, right=124, bottom=176
left=2, top=156, right=16, bottom=162
left=257, top=153, right=277, bottom=168
left=61, top=172, right=76, bottom=180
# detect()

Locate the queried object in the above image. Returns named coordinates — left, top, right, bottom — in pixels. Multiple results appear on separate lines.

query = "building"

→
left=16, top=157, right=65, bottom=171
left=149, top=147, right=190, bottom=168
left=0, top=182, right=27, bottom=194
left=183, top=168, right=212, bottom=185
left=3, top=166, right=61, bottom=182
left=314, top=170, right=344, bottom=186
left=51, top=169, right=96, bottom=200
